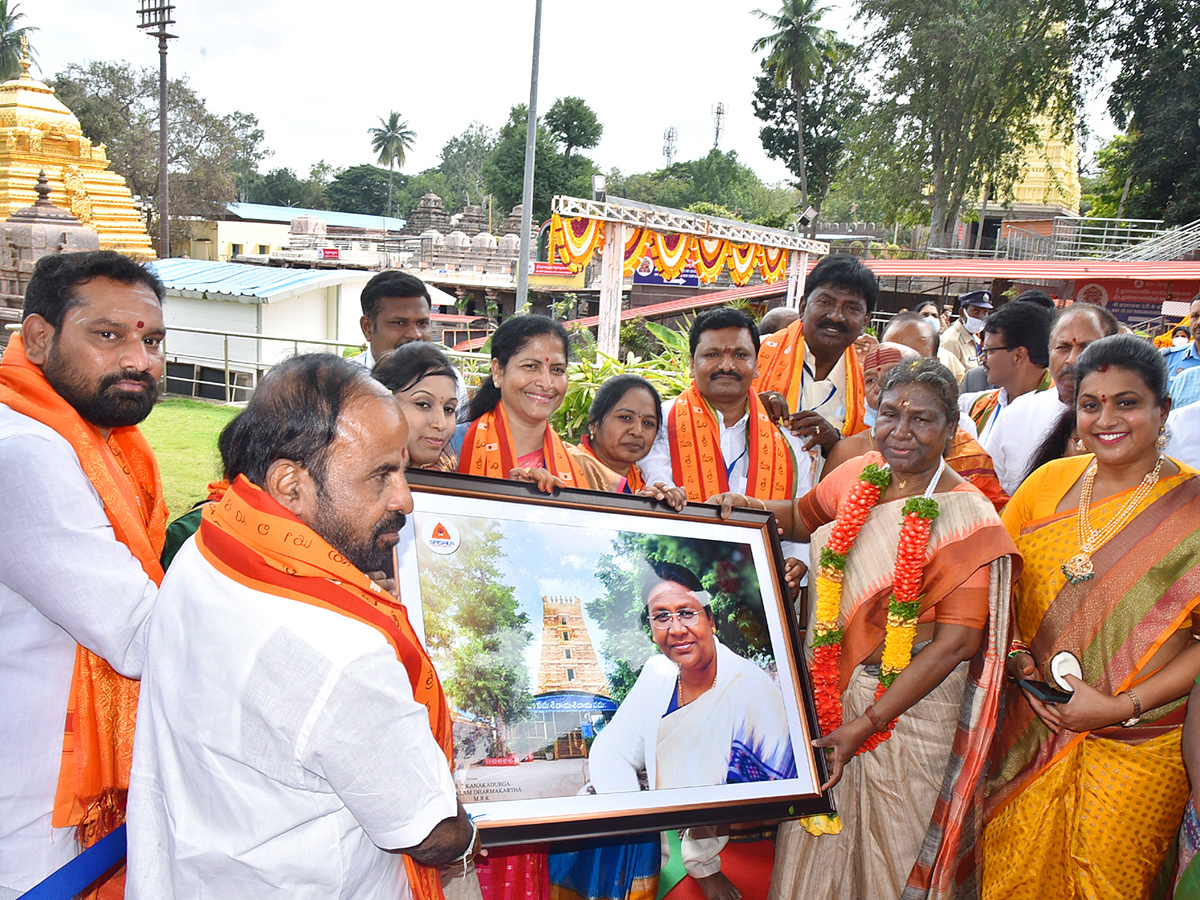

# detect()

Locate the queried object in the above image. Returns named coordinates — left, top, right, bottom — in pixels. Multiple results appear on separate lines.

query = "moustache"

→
left=708, top=370, right=744, bottom=381
left=99, top=369, right=156, bottom=392
left=372, top=510, right=408, bottom=541
left=816, top=319, right=849, bottom=333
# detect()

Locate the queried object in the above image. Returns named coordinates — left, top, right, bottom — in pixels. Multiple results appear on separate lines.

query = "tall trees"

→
left=484, top=104, right=566, bottom=220
left=51, top=61, right=265, bottom=233
left=851, top=0, right=1101, bottom=246
left=368, top=111, right=416, bottom=218
left=439, top=122, right=497, bottom=207
left=544, top=96, right=603, bottom=171
left=324, top=164, right=393, bottom=216
left=1106, top=0, right=1200, bottom=225
left=752, top=46, right=865, bottom=219
left=752, top=0, right=837, bottom=219
left=0, top=1, right=35, bottom=82
left=418, top=521, right=532, bottom=757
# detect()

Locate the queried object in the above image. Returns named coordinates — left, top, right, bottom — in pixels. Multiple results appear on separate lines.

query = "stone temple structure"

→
left=0, top=169, right=99, bottom=338
left=536, top=596, right=610, bottom=697
left=0, top=45, right=153, bottom=260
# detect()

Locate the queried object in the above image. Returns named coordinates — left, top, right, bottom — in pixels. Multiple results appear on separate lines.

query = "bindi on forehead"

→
left=137, top=321, right=144, bottom=329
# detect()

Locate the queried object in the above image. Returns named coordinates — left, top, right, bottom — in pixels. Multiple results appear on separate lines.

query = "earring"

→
left=1074, top=438, right=1086, bottom=453
left=1157, top=426, right=1168, bottom=450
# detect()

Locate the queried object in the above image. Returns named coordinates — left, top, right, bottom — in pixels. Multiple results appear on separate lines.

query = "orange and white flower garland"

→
left=811, top=461, right=942, bottom=754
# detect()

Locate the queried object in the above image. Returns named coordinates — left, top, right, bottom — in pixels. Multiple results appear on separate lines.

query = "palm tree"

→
left=0, top=1, right=37, bottom=82
left=368, top=111, right=416, bottom=218
left=753, top=0, right=837, bottom=222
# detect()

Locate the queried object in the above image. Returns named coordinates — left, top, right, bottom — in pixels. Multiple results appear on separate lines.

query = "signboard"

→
left=1072, top=279, right=1200, bottom=325
left=320, top=248, right=340, bottom=260
left=533, top=261, right=575, bottom=276
left=633, top=257, right=700, bottom=288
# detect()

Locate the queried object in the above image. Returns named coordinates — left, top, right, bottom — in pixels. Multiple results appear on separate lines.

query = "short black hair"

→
left=360, top=270, right=431, bottom=323
left=983, top=300, right=1054, bottom=368
left=878, top=357, right=960, bottom=429
left=372, top=341, right=457, bottom=394
left=588, top=374, right=663, bottom=432
left=220, top=354, right=383, bottom=488
left=1013, top=289, right=1056, bottom=311
left=23, top=250, right=165, bottom=329
left=689, top=307, right=759, bottom=356
left=1056, top=302, right=1119, bottom=339
left=883, top=310, right=940, bottom=355
left=805, top=254, right=879, bottom=314
left=1075, top=333, right=1170, bottom=406
left=468, top=315, right=570, bottom=420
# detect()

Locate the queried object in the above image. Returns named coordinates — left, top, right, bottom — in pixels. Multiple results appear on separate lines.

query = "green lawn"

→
left=140, top=397, right=240, bottom=518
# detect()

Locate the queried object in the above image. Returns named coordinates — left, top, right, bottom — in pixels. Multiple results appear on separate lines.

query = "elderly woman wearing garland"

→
left=982, top=334, right=1200, bottom=899
left=714, top=358, right=1017, bottom=899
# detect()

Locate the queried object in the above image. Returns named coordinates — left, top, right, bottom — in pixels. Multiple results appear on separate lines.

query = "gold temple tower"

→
left=0, top=44, right=153, bottom=260
left=536, top=596, right=610, bottom=697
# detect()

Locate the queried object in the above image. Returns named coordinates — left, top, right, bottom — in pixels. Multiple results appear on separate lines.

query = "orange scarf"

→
left=457, top=402, right=586, bottom=487
left=0, top=335, right=166, bottom=846
left=575, top=433, right=646, bottom=493
left=195, top=476, right=453, bottom=900
left=755, top=318, right=867, bottom=435
left=667, top=383, right=795, bottom=502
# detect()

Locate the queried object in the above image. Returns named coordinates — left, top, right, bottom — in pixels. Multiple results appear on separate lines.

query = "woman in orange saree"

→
left=982, top=335, right=1200, bottom=899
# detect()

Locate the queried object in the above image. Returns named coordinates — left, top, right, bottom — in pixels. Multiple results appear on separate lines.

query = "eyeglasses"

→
left=649, top=609, right=705, bottom=629
left=978, top=345, right=1014, bottom=360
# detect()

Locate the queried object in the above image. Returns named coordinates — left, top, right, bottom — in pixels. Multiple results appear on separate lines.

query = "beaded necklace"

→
left=811, top=459, right=943, bottom=752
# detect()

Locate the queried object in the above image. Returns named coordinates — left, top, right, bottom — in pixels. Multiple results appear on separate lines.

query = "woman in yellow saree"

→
left=983, top=334, right=1200, bottom=899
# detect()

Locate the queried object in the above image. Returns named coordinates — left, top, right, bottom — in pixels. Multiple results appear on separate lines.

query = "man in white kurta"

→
left=127, top=540, right=457, bottom=899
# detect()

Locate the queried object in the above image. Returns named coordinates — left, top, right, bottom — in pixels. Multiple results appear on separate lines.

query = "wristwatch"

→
left=1120, top=689, right=1142, bottom=727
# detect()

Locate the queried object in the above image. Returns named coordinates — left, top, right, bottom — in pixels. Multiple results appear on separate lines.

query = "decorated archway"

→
left=549, top=195, right=829, bottom=356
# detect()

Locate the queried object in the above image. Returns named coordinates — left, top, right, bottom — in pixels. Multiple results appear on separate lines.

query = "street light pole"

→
left=136, top=1, right=176, bottom=259
left=515, top=0, right=543, bottom=313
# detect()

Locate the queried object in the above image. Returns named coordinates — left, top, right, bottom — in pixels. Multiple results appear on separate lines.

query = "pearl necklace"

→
left=1062, top=456, right=1164, bottom=585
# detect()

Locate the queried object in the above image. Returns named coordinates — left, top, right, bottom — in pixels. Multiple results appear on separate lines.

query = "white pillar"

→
left=786, top=250, right=809, bottom=310
left=597, top=221, right=625, bottom=357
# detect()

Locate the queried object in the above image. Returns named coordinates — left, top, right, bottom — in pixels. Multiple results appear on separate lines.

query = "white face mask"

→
left=1174, top=336, right=1190, bottom=348
left=863, top=404, right=877, bottom=427
left=964, top=314, right=987, bottom=335
left=924, top=316, right=942, bottom=332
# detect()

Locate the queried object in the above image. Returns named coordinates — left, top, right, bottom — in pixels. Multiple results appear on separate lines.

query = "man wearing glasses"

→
left=960, top=300, right=1055, bottom=463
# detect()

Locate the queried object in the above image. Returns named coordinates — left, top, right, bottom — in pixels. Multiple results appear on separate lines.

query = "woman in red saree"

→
left=982, top=334, right=1200, bottom=898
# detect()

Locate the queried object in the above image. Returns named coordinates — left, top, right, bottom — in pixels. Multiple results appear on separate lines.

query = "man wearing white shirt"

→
left=960, top=300, right=1054, bottom=456
left=351, top=270, right=470, bottom=420
left=127, top=355, right=472, bottom=900
left=988, top=302, right=1118, bottom=494
left=1167, top=400, right=1200, bottom=469
left=0, top=252, right=167, bottom=898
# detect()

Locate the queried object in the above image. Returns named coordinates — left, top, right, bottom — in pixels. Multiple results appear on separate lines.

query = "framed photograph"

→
left=395, top=470, right=832, bottom=846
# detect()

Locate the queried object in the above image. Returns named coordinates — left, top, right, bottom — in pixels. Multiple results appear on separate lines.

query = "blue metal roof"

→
left=149, top=258, right=371, bottom=303
left=226, top=202, right=406, bottom=232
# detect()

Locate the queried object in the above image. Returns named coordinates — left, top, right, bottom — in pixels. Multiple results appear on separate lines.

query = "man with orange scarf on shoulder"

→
left=0, top=251, right=168, bottom=899
left=126, top=354, right=475, bottom=900
left=755, top=254, right=876, bottom=465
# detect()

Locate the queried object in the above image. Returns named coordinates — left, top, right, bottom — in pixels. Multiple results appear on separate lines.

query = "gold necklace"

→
left=1062, top=456, right=1164, bottom=584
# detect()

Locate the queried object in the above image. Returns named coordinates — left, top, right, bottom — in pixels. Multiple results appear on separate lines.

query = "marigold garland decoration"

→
left=693, top=237, right=729, bottom=283
left=623, top=227, right=654, bottom=277
left=760, top=245, right=789, bottom=283
left=547, top=214, right=794, bottom=284
left=650, top=231, right=695, bottom=280
left=810, top=464, right=940, bottom=758
left=727, top=242, right=762, bottom=286
left=549, top=214, right=604, bottom=272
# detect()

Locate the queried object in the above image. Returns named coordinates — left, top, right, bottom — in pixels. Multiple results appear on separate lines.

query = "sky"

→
left=31, top=1, right=1114, bottom=192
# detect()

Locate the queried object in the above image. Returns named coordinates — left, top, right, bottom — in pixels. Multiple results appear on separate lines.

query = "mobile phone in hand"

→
left=1018, top=678, right=1073, bottom=705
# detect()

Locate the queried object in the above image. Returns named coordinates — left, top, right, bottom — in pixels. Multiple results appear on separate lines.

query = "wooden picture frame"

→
left=395, top=470, right=832, bottom=846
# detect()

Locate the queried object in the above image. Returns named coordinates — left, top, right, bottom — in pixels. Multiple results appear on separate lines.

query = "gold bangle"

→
left=1121, top=689, right=1142, bottom=727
